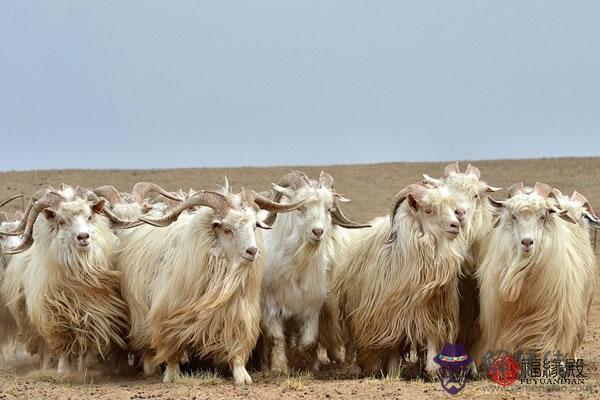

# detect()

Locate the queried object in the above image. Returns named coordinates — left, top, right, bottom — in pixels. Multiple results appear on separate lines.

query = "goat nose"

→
left=245, top=246, right=258, bottom=257
left=521, top=238, right=533, bottom=247
left=450, top=222, right=459, bottom=230
left=77, top=232, right=90, bottom=241
left=455, top=209, right=465, bottom=222
left=312, top=228, right=324, bottom=238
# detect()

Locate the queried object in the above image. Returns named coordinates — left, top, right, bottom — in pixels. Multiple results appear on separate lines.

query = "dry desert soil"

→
left=1, top=157, right=599, bottom=399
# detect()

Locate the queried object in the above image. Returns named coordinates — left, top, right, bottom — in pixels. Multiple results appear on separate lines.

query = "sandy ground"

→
left=1, top=157, right=599, bottom=399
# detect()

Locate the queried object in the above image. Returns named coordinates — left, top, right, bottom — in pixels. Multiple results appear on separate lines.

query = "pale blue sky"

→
left=1, top=1, right=599, bottom=170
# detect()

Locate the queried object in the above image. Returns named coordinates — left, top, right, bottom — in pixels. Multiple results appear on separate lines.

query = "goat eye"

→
left=58, top=219, right=66, bottom=226
left=511, top=215, right=517, bottom=221
left=223, top=227, right=232, bottom=235
left=540, top=215, right=546, bottom=221
left=87, top=215, right=93, bottom=221
left=424, top=208, right=433, bottom=215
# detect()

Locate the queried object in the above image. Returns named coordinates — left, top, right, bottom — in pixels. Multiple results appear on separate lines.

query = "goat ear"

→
left=256, top=220, right=272, bottom=230
left=334, top=193, right=351, bottom=203
left=584, top=212, right=600, bottom=229
left=488, top=197, right=505, bottom=209
left=549, top=206, right=577, bottom=224
left=142, top=202, right=153, bottom=213
left=407, top=193, right=419, bottom=210
left=42, top=209, right=56, bottom=220
left=485, top=185, right=502, bottom=193
left=272, top=184, right=293, bottom=198
left=92, top=199, right=106, bottom=214
left=0, top=212, right=7, bottom=223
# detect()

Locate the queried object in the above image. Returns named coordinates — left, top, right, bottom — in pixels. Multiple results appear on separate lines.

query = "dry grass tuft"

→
left=26, top=369, right=69, bottom=384
left=174, top=370, right=224, bottom=386
left=282, top=370, right=314, bottom=391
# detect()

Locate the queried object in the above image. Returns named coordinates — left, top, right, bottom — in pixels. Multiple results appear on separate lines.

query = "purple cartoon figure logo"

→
left=434, top=343, right=472, bottom=395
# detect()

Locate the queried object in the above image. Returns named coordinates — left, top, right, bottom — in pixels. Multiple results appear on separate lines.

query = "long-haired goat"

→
left=0, top=194, right=25, bottom=360
left=0, top=187, right=137, bottom=373
left=423, top=162, right=501, bottom=354
left=477, top=182, right=596, bottom=361
left=260, top=171, right=369, bottom=374
left=331, top=183, right=467, bottom=377
left=115, top=185, right=304, bottom=384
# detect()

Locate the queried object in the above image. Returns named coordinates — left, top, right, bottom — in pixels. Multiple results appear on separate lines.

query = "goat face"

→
left=275, top=185, right=334, bottom=242
left=442, top=172, right=500, bottom=229
left=489, top=192, right=572, bottom=256
left=409, top=186, right=463, bottom=240
left=211, top=206, right=260, bottom=265
left=42, top=198, right=106, bottom=252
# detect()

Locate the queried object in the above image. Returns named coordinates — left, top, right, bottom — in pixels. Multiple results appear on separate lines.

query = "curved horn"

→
left=331, top=194, right=371, bottom=229
left=93, top=186, right=123, bottom=205
left=138, top=191, right=233, bottom=227
left=507, top=182, right=525, bottom=198
left=0, top=189, right=49, bottom=236
left=263, top=171, right=311, bottom=226
left=0, top=194, right=24, bottom=209
left=422, top=174, right=442, bottom=188
left=464, top=164, right=481, bottom=179
left=387, top=183, right=428, bottom=243
left=4, top=191, right=65, bottom=255
left=443, top=162, right=460, bottom=178
left=244, top=189, right=305, bottom=214
left=571, top=191, right=599, bottom=224
left=130, top=182, right=183, bottom=205
left=533, top=182, right=552, bottom=198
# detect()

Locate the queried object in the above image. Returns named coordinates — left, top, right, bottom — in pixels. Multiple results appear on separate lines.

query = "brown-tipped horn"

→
left=443, top=162, right=460, bottom=178
left=507, top=182, right=525, bottom=198
left=533, top=182, right=552, bottom=198
left=387, top=183, right=429, bottom=243
left=130, top=182, right=183, bottom=205
left=331, top=195, right=371, bottom=229
left=0, top=194, right=24, bottom=209
left=464, top=164, right=481, bottom=179
left=4, top=191, right=65, bottom=255
left=93, top=186, right=123, bottom=205
left=319, top=171, right=335, bottom=189
left=245, top=189, right=305, bottom=214
left=138, top=190, right=233, bottom=227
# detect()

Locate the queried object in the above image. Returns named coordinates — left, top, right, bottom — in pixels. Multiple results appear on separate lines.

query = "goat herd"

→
left=0, top=163, right=598, bottom=385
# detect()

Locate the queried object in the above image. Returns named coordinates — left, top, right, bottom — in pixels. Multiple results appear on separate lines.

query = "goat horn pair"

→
left=3, top=191, right=66, bottom=255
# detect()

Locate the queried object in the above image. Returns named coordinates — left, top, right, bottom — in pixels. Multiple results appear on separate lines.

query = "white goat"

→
left=332, top=183, right=467, bottom=377
left=477, top=182, right=596, bottom=361
left=115, top=185, right=304, bottom=384
left=260, top=171, right=369, bottom=374
left=0, top=187, right=135, bottom=373
left=423, top=162, right=501, bottom=354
